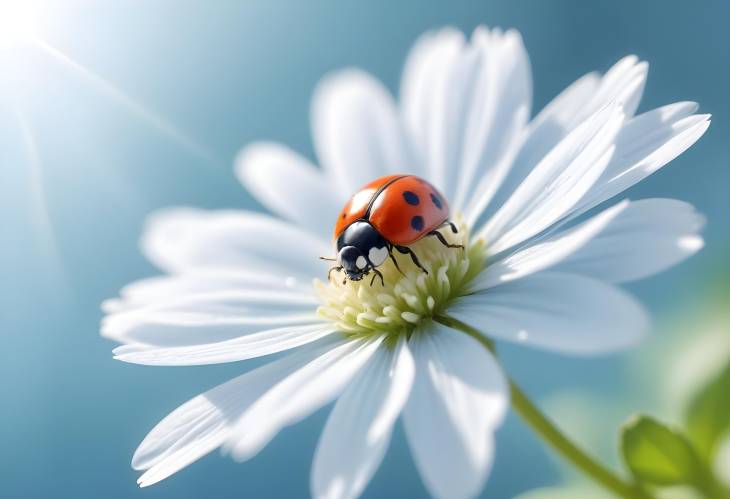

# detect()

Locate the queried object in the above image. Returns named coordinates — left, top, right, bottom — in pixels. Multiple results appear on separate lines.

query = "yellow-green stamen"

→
left=315, top=219, right=485, bottom=342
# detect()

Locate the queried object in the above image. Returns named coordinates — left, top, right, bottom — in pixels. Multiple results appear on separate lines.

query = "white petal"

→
left=403, top=322, right=508, bottom=499
left=400, top=26, right=464, bottom=191
left=583, top=55, right=648, bottom=119
left=454, top=27, right=531, bottom=220
left=495, top=73, right=600, bottom=215
left=102, top=289, right=320, bottom=346
left=472, top=200, right=629, bottom=291
left=235, top=142, right=343, bottom=240
left=462, top=106, right=528, bottom=227
left=103, top=270, right=311, bottom=313
left=573, top=104, right=710, bottom=215
left=557, top=198, right=705, bottom=283
left=141, top=208, right=331, bottom=280
left=132, top=338, right=339, bottom=487
left=311, top=336, right=415, bottom=499
left=450, top=272, right=650, bottom=354
left=113, top=323, right=336, bottom=366
left=478, top=104, right=625, bottom=254
left=312, top=69, right=415, bottom=195
left=224, top=336, right=384, bottom=461
left=529, top=73, right=601, bottom=135
left=485, top=56, right=647, bottom=227
left=400, top=27, right=531, bottom=209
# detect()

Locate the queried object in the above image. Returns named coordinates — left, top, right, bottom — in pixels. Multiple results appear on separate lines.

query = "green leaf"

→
left=620, top=414, right=701, bottom=486
left=685, top=359, right=730, bottom=461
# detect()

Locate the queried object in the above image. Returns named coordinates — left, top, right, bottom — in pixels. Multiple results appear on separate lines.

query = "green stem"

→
left=509, top=380, right=652, bottom=499
left=436, top=315, right=654, bottom=499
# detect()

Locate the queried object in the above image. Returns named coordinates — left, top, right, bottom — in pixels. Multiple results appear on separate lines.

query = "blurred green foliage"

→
left=518, top=263, right=730, bottom=499
left=621, top=415, right=702, bottom=487
left=685, top=360, right=730, bottom=462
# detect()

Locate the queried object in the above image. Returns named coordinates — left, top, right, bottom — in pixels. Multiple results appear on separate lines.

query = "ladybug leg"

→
left=437, top=220, right=458, bottom=234
left=387, top=245, right=406, bottom=276
left=395, top=245, right=428, bottom=275
left=428, top=229, right=464, bottom=250
left=370, top=268, right=385, bottom=287
left=328, top=266, right=343, bottom=281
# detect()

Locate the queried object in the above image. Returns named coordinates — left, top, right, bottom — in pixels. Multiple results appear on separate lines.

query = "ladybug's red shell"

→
left=334, top=174, right=449, bottom=246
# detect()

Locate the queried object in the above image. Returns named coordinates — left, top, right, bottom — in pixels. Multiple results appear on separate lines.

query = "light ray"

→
left=13, top=104, right=70, bottom=293
left=0, top=1, right=37, bottom=48
left=33, top=38, right=221, bottom=165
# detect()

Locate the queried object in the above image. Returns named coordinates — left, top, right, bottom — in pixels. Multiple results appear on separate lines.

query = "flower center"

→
left=315, top=219, right=485, bottom=341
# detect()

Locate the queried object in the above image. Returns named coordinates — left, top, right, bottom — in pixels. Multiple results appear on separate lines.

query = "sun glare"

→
left=0, top=0, right=38, bottom=48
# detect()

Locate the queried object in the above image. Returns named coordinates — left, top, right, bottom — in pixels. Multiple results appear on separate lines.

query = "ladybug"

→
left=324, top=174, right=462, bottom=286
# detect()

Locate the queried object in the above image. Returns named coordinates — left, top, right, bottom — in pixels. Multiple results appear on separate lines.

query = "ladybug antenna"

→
left=319, top=256, right=337, bottom=261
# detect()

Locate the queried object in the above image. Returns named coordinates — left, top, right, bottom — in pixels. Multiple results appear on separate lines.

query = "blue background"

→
left=1, top=1, right=728, bottom=498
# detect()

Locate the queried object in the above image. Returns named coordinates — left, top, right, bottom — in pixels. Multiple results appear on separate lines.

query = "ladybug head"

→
left=337, top=245, right=370, bottom=281
left=336, top=221, right=389, bottom=282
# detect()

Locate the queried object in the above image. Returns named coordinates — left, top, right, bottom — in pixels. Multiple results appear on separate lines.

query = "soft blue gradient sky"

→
left=1, top=1, right=727, bottom=498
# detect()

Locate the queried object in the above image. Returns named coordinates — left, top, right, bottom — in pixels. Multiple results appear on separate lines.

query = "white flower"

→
left=102, top=26, right=709, bottom=499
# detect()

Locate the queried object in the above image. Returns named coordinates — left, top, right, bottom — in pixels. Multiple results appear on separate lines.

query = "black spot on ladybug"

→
left=341, top=213, right=346, bottom=219
left=411, top=215, right=424, bottom=231
left=403, top=191, right=420, bottom=205
left=430, top=193, right=443, bottom=209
